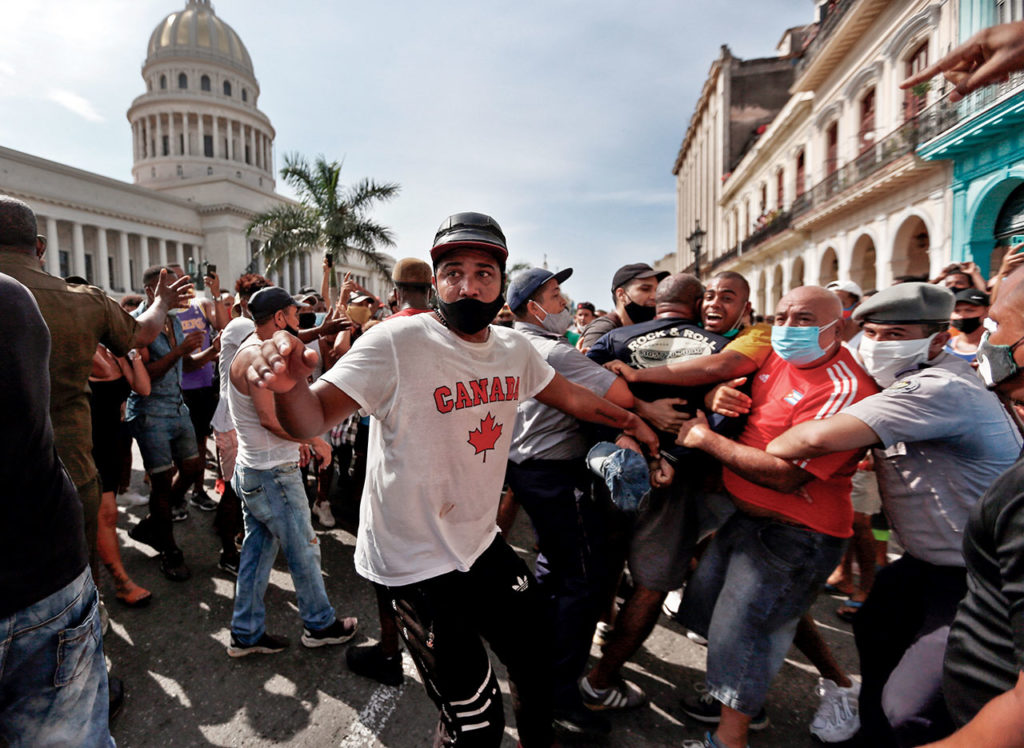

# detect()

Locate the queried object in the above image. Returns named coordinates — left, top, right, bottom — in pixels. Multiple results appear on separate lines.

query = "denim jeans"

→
left=231, top=462, right=335, bottom=643
left=681, top=511, right=847, bottom=715
left=0, top=566, right=113, bottom=747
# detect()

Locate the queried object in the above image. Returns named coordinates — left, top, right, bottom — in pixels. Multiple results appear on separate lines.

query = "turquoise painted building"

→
left=917, top=0, right=1024, bottom=277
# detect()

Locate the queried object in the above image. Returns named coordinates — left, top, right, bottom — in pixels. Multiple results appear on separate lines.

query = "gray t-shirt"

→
left=841, top=353, right=1022, bottom=566
left=509, top=322, right=617, bottom=463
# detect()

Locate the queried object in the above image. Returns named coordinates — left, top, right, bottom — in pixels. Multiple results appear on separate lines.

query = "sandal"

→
left=836, top=598, right=863, bottom=623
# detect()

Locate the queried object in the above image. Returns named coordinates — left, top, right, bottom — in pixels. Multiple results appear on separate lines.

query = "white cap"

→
left=826, top=279, right=863, bottom=298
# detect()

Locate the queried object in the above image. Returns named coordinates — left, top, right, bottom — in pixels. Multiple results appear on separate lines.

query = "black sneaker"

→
left=170, top=503, right=189, bottom=522
left=553, top=703, right=612, bottom=739
left=189, top=490, right=218, bottom=512
left=227, top=632, right=288, bottom=658
left=301, top=617, right=358, bottom=648
left=346, top=642, right=403, bottom=686
left=680, top=683, right=769, bottom=731
left=218, top=550, right=240, bottom=576
left=159, top=549, right=191, bottom=582
left=128, top=517, right=163, bottom=553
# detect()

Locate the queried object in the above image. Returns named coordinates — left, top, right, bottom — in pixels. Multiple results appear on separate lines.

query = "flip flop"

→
left=836, top=599, right=863, bottom=623
left=823, top=582, right=853, bottom=596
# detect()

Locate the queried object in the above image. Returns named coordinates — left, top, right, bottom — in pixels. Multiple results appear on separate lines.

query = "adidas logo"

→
left=512, top=575, right=529, bottom=592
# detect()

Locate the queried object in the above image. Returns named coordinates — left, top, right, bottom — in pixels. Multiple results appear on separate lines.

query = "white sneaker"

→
left=662, top=588, right=683, bottom=618
left=313, top=501, right=336, bottom=528
left=810, top=677, right=860, bottom=743
left=116, top=491, right=149, bottom=507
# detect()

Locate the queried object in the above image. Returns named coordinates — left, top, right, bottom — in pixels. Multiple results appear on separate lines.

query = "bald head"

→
left=776, top=285, right=842, bottom=325
left=0, top=195, right=38, bottom=252
left=654, top=273, right=703, bottom=318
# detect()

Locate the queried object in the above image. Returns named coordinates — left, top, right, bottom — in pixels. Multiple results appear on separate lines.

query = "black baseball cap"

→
left=954, top=288, right=990, bottom=306
left=248, top=287, right=298, bottom=319
left=610, top=263, right=669, bottom=292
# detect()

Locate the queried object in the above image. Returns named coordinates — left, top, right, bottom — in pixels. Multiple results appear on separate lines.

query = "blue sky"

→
left=0, top=0, right=814, bottom=305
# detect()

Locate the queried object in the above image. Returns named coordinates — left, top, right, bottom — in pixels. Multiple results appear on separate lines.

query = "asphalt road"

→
left=103, top=455, right=862, bottom=747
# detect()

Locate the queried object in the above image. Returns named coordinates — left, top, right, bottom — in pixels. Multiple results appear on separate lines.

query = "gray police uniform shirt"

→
left=841, top=352, right=1022, bottom=567
left=509, top=322, right=617, bottom=463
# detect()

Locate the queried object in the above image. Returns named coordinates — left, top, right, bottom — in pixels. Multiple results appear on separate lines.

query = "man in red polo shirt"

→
left=675, top=286, right=878, bottom=748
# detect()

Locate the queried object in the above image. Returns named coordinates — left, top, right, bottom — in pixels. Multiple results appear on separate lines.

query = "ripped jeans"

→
left=231, top=462, right=335, bottom=643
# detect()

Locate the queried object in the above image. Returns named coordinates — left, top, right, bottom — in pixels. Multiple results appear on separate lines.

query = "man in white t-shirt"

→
left=242, top=212, right=661, bottom=747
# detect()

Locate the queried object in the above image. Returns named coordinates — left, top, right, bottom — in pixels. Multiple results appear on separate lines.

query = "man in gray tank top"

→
left=225, top=287, right=358, bottom=657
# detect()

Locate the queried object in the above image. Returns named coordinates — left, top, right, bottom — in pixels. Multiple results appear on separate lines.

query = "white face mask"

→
left=858, top=334, right=937, bottom=388
left=532, top=301, right=573, bottom=335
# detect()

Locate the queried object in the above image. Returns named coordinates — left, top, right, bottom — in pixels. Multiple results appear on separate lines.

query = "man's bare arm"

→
left=921, top=672, right=1024, bottom=748
left=766, top=414, right=880, bottom=460
left=678, top=411, right=813, bottom=493
left=609, top=350, right=758, bottom=387
left=535, top=371, right=659, bottom=456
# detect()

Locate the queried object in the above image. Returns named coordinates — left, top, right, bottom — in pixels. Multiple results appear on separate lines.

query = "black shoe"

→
left=189, top=490, right=218, bottom=512
left=218, top=550, right=240, bottom=576
left=680, top=684, right=769, bottom=731
left=227, top=632, right=288, bottom=657
left=346, top=642, right=403, bottom=686
left=159, top=549, right=191, bottom=582
left=301, top=617, right=358, bottom=648
left=108, top=675, right=125, bottom=723
left=127, top=518, right=163, bottom=553
left=170, top=503, right=189, bottom=522
left=553, top=703, right=612, bottom=739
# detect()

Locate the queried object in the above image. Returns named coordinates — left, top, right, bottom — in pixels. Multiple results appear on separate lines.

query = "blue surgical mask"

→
left=770, top=320, right=838, bottom=365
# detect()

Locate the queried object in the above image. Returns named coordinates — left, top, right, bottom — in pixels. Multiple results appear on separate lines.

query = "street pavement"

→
left=104, top=456, right=862, bottom=747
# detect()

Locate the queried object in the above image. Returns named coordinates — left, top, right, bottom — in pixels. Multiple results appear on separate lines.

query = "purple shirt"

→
left=178, top=302, right=214, bottom=390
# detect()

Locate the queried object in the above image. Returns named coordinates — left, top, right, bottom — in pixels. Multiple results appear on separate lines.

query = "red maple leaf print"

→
left=467, top=412, right=503, bottom=462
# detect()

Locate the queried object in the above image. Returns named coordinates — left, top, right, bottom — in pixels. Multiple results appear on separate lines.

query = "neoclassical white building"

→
left=0, top=0, right=392, bottom=299
left=674, top=0, right=960, bottom=317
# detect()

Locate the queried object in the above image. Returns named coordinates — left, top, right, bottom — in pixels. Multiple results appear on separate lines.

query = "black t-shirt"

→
left=586, top=316, right=728, bottom=458
left=0, top=273, right=88, bottom=618
left=943, top=456, right=1024, bottom=726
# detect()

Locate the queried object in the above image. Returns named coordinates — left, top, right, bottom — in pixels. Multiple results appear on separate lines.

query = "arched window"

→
left=159, top=74, right=167, bottom=90
left=776, top=167, right=785, bottom=209
left=904, top=42, right=929, bottom=120
left=859, top=87, right=876, bottom=151
left=178, top=73, right=187, bottom=89
left=223, top=80, right=232, bottom=96
left=796, top=149, right=806, bottom=197
left=241, top=88, right=248, bottom=102
left=826, top=122, right=839, bottom=175
left=201, top=75, right=211, bottom=91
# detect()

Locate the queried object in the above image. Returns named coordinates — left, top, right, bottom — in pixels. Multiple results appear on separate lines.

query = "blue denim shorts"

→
left=681, top=511, right=847, bottom=715
left=129, top=410, right=199, bottom=474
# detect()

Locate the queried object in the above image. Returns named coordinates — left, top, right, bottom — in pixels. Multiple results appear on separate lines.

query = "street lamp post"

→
left=687, top=220, right=707, bottom=280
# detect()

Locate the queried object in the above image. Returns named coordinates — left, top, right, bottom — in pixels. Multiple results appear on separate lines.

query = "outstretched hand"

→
left=245, top=330, right=319, bottom=393
left=706, top=377, right=751, bottom=418
left=902, top=21, right=1024, bottom=102
left=154, top=268, right=193, bottom=310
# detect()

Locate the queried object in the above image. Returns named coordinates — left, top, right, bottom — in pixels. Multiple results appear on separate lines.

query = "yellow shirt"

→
left=724, top=322, right=773, bottom=368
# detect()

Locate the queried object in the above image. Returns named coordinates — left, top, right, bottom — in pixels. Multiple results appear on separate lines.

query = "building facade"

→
left=675, top=0, right=964, bottom=316
left=0, top=0, right=393, bottom=300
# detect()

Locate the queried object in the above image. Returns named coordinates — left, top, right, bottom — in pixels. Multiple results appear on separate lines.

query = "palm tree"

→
left=247, top=153, right=400, bottom=278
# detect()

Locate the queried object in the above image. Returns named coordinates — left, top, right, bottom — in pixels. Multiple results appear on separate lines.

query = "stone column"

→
left=43, top=216, right=58, bottom=275
left=158, top=238, right=168, bottom=268
left=71, top=222, right=86, bottom=279
left=156, top=113, right=164, bottom=157
left=199, top=113, right=205, bottom=157
left=213, top=116, right=220, bottom=159
left=254, top=129, right=261, bottom=168
left=169, top=112, right=177, bottom=155
left=119, top=232, right=131, bottom=292
left=176, top=241, right=185, bottom=269
left=282, top=262, right=291, bottom=293
left=97, top=227, right=110, bottom=290
left=247, top=125, right=254, bottom=165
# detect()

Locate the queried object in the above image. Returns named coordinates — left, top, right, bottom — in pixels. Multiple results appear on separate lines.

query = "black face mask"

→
left=624, top=300, right=656, bottom=324
left=284, top=324, right=300, bottom=337
left=951, top=317, right=982, bottom=334
left=437, top=295, right=506, bottom=335
left=298, top=312, right=316, bottom=329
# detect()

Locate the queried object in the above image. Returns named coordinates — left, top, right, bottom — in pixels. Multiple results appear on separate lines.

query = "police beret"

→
left=852, top=282, right=953, bottom=324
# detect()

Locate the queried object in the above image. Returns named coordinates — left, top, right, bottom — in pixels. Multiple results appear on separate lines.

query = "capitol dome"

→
left=146, top=0, right=253, bottom=76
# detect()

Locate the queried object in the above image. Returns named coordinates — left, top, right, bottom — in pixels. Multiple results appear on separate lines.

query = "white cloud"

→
left=46, top=89, right=105, bottom=123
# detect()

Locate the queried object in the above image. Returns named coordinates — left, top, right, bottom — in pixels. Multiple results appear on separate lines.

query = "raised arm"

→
left=134, top=270, right=193, bottom=346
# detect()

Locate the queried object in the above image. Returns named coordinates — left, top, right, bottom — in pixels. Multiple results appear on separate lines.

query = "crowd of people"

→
left=7, top=23, right=1024, bottom=748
